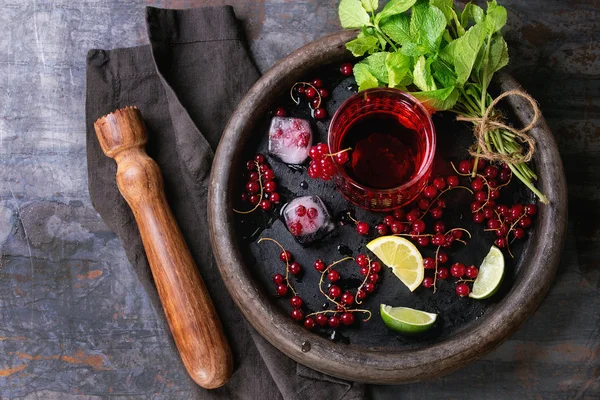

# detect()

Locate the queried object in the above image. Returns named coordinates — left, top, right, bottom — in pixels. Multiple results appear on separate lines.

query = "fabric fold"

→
left=85, top=5, right=365, bottom=400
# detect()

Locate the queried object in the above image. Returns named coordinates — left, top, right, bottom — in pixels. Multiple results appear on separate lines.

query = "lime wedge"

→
left=469, top=245, right=505, bottom=299
left=367, top=236, right=424, bottom=291
left=380, top=304, right=437, bottom=335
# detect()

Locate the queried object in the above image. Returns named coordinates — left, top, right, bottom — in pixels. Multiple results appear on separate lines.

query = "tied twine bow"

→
left=456, top=90, right=541, bottom=164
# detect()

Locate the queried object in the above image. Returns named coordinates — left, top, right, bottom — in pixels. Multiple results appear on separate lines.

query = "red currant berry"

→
left=295, top=205, right=307, bottom=217
left=431, top=233, right=447, bottom=247
left=485, top=165, right=498, bottom=179
left=264, top=180, right=277, bottom=193
left=433, top=177, right=447, bottom=190
left=289, top=221, right=303, bottom=236
left=335, top=151, right=349, bottom=165
left=249, top=171, right=260, bottom=181
left=406, top=209, right=421, bottom=222
left=311, top=97, right=321, bottom=108
left=370, top=261, right=381, bottom=273
left=363, top=282, right=375, bottom=293
left=519, top=216, right=532, bottom=229
left=313, top=259, right=326, bottom=272
left=359, top=266, right=369, bottom=276
left=494, top=237, right=507, bottom=248
left=472, top=177, right=485, bottom=192
left=496, top=204, right=509, bottom=217
left=318, top=88, right=329, bottom=99
left=274, top=107, right=287, bottom=117
left=328, top=316, right=340, bottom=328
left=418, top=198, right=431, bottom=210
left=316, top=143, right=329, bottom=155
left=437, top=267, right=449, bottom=280
left=525, top=204, right=538, bottom=216
left=241, top=193, right=248, bottom=202
left=447, top=175, right=459, bottom=187
left=436, top=198, right=447, bottom=209
left=471, top=202, right=482, bottom=212
left=473, top=212, right=485, bottom=223
left=246, top=160, right=256, bottom=171
left=304, top=317, right=316, bottom=330
left=291, top=309, right=304, bottom=321
left=456, top=283, right=470, bottom=297
left=487, top=219, right=501, bottom=230
left=433, top=221, right=446, bottom=233
left=422, top=277, right=434, bottom=288
left=483, top=206, right=495, bottom=219
left=499, top=168, right=511, bottom=182
left=290, top=295, right=303, bottom=308
left=312, top=78, right=323, bottom=88
left=314, top=108, right=327, bottom=120
left=307, top=207, right=318, bottom=219
left=390, top=221, right=404, bottom=234
left=305, top=87, right=317, bottom=99
left=383, top=215, right=396, bottom=226
left=452, top=230, right=464, bottom=239
left=513, top=227, right=526, bottom=239
left=260, top=199, right=272, bottom=211
left=459, top=160, right=472, bottom=174
left=437, top=252, right=449, bottom=264
left=393, top=209, right=405, bottom=221
left=270, top=192, right=281, bottom=204
left=510, top=204, right=525, bottom=220
left=430, top=207, right=444, bottom=219
left=246, top=181, right=260, bottom=194
left=423, top=185, right=438, bottom=199
left=369, top=273, right=379, bottom=283
left=341, top=312, right=355, bottom=326
left=417, top=236, right=430, bottom=247
left=276, top=284, right=288, bottom=296
left=356, top=222, right=370, bottom=235
left=329, top=285, right=341, bottom=298
left=327, top=270, right=340, bottom=282
left=279, top=250, right=292, bottom=263
left=341, top=292, right=354, bottom=306
left=254, top=154, right=265, bottom=164
left=475, top=158, right=487, bottom=171
left=356, top=254, right=369, bottom=267
left=289, top=262, right=302, bottom=275
left=475, top=191, right=487, bottom=203
left=412, top=219, right=426, bottom=233
left=488, top=180, right=498, bottom=189
left=297, top=85, right=306, bottom=96
left=451, top=263, right=466, bottom=278
left=340, top=63, right=353, bottom=76
left=249, top=195, right=260, bottom=205
left=356, top=290, right=367, bottom=300
left=465, top=266, right=479, bottom=279
left=424, top=257, right=436, bottom=270
left=376, top=223, right=389, bottom=236
left=314, top=314, right=327, bottom=327
left=272, top=273, right=284, bottom=285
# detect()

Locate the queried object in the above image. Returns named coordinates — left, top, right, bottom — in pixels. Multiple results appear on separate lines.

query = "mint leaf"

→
left=361, top=0, right=378, bottom=12
left=413, top=55, right=437, bottom=91
left=431, top=59, right=457, bottom=87
left=430, top=0, right=454, bottom=23
left=380, top=13, right=412, bottom=45
left=461, top=2, right=484, bottom=26
left=412, top=86, right=459, bottom=111
left=375, top=0, right=417, bottom=24
left=400, top=42, right=425, bottom=57
left=386, top=51, right=412, bottom=87
left=361, top=52, right=390, bottom=83
left=339, top=0, right=371, bottom=29
left=440, top=23, right=486, bottom=85
left=485, top=1, right=507, bottom=33
left=480, top=35, right=509, bottom=87
left=346, top=33, right=380, bottom=56
left=410, top=2, right=447, bottom=54
left=354, top=63, right=380, bottom=91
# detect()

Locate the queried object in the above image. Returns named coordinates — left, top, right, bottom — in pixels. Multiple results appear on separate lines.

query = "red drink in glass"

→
left=328, top=88, right=436, bottom=211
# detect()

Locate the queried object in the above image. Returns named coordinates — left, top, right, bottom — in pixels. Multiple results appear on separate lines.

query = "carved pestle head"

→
left=94, top=106, right=148, bottom=159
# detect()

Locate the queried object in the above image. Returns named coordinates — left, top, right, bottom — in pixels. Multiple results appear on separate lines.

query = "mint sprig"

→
left=338, top=0, right=548, bottom=203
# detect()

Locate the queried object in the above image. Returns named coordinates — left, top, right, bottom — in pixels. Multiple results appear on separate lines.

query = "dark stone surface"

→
left=0, top=0, right=597, bottom=398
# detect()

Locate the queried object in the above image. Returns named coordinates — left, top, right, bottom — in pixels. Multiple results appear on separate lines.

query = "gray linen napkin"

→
left=85, top=6, right=365, bottom=400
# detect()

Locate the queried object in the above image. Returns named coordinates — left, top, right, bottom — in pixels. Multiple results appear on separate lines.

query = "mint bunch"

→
left=338, top=0, right=547, bottom=203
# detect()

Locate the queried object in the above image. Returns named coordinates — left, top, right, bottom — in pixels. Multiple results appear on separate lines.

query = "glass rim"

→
left=328, top=87, right=437, bottom=195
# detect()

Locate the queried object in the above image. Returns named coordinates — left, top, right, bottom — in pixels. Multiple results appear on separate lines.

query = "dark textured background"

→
left=0, top=0, right=597, bottom=399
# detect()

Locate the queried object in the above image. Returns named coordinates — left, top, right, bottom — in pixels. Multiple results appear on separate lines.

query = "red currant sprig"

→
left=235, top=154, right=280, bottom=214
left=484, top=203, right=537, bottom=258
left=344, top=212, right=370, bottom=236
left=307, top=143, right=352, bottom=181
left=258, top=238, right=300, bottom=299
left=290, top=78, right=329, bottom=120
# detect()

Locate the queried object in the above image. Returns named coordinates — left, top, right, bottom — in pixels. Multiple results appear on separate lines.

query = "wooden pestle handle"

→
left=94, top=106, right=232, bottom=389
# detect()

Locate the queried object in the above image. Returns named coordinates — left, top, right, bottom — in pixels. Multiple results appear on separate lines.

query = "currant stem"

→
left=324, top=147, right=352, bottom=158
left=234, top=161, right=263, bottom=215
left=355, top=256, right=372, bottom=305
left=319, top=257, right=355, bottom=308
left=290, top=82, right=322, bottom=109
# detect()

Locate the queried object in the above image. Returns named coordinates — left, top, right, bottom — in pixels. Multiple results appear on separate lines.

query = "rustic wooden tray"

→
left=208, top=30, right=567, bottom=384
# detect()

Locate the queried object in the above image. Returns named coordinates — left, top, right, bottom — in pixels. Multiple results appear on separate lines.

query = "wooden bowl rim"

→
left=208, top=30, right=568, bottom=384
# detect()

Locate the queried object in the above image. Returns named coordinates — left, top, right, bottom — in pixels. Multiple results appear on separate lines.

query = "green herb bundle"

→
left=338, top=0, right=548, bottom=203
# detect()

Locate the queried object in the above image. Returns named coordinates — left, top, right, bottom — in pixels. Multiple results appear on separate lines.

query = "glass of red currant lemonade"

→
left=328, top=88, right=436, bottom=211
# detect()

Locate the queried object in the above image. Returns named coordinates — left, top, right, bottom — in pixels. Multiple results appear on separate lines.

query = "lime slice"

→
left=380, top=304, right=437, bottom=335
left=367, top=236, right=424, bottom=291
left=469, top=245, right=505, bottom=299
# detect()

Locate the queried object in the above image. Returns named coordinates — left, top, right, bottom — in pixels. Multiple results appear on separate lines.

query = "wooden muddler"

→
left=94, top=106, right=232, bottom=389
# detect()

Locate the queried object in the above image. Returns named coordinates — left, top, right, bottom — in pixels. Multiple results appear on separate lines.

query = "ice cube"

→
left=282, top=195, right=335, bottom=246
left=268, top=117, right=313, bottom=165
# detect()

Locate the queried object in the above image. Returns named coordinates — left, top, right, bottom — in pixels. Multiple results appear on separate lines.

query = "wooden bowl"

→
left=208, top=30, right=568, bottom=383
